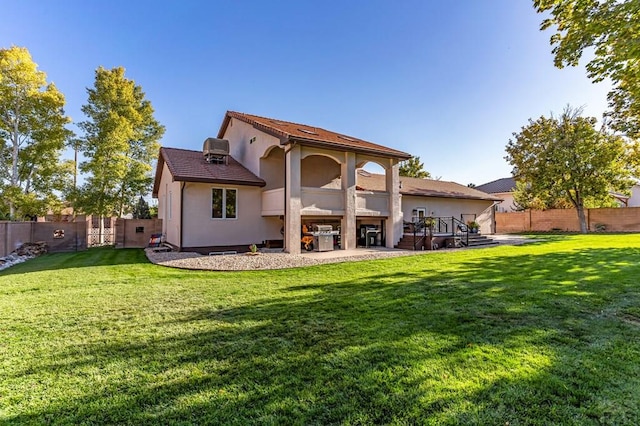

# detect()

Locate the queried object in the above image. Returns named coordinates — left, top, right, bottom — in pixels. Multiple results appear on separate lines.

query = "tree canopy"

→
left=0, top=46, right=72, bottom=219
left=76, top=66, right=164, bottom=218
left=534, top=0, right=640, bottom=137
left=505, top=107, right=637, bottom=232
left=399, top=156, right=431, bottom=179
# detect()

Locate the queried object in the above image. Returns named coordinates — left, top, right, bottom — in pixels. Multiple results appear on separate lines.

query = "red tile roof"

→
left=218, top=111, right=412, bottom=160
left=152, top=147, right=265, bottom=197
left=356, top=170, right=502, bottom=201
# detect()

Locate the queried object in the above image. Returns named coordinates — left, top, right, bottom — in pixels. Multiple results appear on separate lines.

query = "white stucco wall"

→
left=181, top=182, right=282, bottom=248
left=627, top=185, right=640, bottom=207
left=493, top=192, right=515, bottom=212
left=401, top=196, right=496, bottom=233
left=222, top=118, right=282, bottom=176
left=156, top=162, right=182, bottom=247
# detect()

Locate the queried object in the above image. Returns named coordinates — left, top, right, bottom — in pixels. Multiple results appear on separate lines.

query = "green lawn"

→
left=1, top=235, right=639, bottom=425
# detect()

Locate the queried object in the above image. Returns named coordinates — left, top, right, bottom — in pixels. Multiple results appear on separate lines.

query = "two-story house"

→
left=153, top=111, right=412, bottom=254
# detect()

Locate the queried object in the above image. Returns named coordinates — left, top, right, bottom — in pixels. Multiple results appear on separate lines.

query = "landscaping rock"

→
left=0, top=242, right=49, bottom=272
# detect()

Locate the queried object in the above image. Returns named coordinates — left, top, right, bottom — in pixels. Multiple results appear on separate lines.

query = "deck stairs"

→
left=395, top=216, right=498, bottom=250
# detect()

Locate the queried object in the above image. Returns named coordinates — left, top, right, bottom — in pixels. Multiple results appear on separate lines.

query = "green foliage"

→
left=399, top=156, right=431, bottom=178
left=534, top=0, right=640, bottom=137
left=505, top=107, right=636, bottom=231
left=2, top=237, right=640, bottom=424
left=0, top=46, right=72, bottom=219
left=76, top=66, right=164, bottom=218
left=132, top=196, right=151, bottom=219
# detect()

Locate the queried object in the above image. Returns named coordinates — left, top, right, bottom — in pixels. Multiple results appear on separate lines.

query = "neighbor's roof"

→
left=357, top=170, right=502, bottom=201
left=475, top=177, right=516, bottom=194
left=152, top=147, right=265, bottom=197
left=218, top=111, right=412, bottom=160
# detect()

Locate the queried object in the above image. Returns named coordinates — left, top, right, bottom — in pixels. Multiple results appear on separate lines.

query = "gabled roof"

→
left=475, top=177, right=516, bottom=194
left=356, top=170, right=502, bottom=201
left=152, top=147, right=265, bottom=197
left=218, top=111, right=412, bottom=160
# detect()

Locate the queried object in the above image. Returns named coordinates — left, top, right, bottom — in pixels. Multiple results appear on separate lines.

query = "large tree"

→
left=534, top=0, right=640, bottom=137
left=0, top=46, right=72, bottom=219
left=399, top=156, right=431, bottom=179
left=77, top=66, right=164, bottom=219
left=505, top=107, right=636, bottom=233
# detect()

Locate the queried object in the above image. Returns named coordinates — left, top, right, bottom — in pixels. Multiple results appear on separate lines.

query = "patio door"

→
left=412, top=208, right=426, bottom=223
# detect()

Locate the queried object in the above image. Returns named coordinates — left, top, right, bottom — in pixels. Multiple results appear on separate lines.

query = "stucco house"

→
left=153, top=111, right=500, bottom=254
left=475, top=177, right=517, bottom=212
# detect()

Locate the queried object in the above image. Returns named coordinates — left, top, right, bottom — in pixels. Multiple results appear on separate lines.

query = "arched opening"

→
left=356, top=160, right=388, bottom=192
left=260, top=146, right=284, bottom=190
left=300, top=154, right=341, bottom=188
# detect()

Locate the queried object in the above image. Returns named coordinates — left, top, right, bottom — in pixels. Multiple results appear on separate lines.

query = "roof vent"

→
left=203, top=138, right=230, bottom=164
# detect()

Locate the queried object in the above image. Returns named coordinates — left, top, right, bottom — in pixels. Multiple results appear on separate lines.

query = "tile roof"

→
left=475, top=177, right=516, bottom=194
left=356, top=170, right=502, bottom=201
left=218, top=111, right=412, bottom=160
left=152, top=147, right=265, bottom=196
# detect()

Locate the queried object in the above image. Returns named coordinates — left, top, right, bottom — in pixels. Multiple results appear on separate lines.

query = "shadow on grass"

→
left=0, top=246, right=150, bottom=276
left=5, top=246, right=640, bottom=424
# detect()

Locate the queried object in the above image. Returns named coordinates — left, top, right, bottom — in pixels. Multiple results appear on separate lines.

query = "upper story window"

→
left=212, top=188, right=237, bottom=219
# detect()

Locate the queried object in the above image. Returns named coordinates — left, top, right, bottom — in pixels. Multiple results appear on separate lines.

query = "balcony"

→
left=262, top=187, right=390, bottom=217
left=301, top=187, right=344, bottom=215
left=356, top=190, right=389, bottom=217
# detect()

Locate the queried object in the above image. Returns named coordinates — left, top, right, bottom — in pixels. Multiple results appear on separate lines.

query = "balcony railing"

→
left=262, top=187, right=391, bottom=217
left=356, top=190, right=389, bottom=216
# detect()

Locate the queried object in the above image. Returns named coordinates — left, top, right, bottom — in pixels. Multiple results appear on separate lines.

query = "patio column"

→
left=341, top=152, right=356, bottom=250
left=385, top=160, right=402, bottom=248
left=285, top=144, right=301, bottom=254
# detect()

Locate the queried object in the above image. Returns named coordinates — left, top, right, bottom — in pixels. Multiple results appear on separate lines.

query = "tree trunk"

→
left=10, top=119, right=20, bottom=219
left=99, top=215, right=105, bottom=245
left=576, top=205, right=588, bottom=233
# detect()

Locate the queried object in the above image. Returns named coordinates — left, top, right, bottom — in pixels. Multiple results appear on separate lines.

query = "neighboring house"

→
left=475, top=177, right=516, bottom=212
left=153, top=111, right=500, bottom=254
left=477, top=177, right=640, bottom=210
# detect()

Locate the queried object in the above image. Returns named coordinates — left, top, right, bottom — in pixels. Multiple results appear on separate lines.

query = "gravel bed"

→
left=145, top=248, right=423, bottom=271
left=144, top=235, right=534, bottom=271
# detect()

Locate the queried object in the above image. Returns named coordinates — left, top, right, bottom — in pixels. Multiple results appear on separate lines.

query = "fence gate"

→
left=87, top=216, right=116, bottom=247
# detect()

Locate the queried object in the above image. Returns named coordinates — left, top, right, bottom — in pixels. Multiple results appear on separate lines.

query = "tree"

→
left=505, top=107, right=637, bottom=233
left=534, top=0, right=640, bottom=137
left=0, top=46, right=72, bottom=219
left=77, top=66, right=164, bottom=220
left=399, top=156, right=431, bottom=178
left=132, top=196, right=151, bottom=219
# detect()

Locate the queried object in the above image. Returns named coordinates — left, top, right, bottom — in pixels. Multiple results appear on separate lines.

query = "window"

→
left=212, top=188, right=237, bottom=219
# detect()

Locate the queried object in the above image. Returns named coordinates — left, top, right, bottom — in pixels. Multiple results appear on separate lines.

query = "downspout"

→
left=179, top=182, right=186, bottom=251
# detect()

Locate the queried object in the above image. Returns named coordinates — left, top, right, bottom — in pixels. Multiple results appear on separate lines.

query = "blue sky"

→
left=2, top=0, right=610, bottom=187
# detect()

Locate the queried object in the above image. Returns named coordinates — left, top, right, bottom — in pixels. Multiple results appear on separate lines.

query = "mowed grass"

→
left=1, top=235, right=639, bottom=425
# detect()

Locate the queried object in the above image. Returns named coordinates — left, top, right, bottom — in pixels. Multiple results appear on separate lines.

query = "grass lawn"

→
left=1, top=235, right=639, bottom=425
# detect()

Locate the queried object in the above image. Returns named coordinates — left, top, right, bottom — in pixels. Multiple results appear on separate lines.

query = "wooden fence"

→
left=496, top=207, right=640, bottom=233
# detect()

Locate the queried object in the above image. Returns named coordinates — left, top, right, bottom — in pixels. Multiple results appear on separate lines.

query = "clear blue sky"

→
left=2, top=0, right=610, bottom=187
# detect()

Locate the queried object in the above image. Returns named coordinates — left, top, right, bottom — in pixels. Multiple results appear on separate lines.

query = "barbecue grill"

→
left=310, top=224, right=340, bottom=252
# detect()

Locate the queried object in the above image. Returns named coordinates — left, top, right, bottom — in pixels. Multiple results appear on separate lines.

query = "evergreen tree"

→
left=132, top=196, right=151, bottom=219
